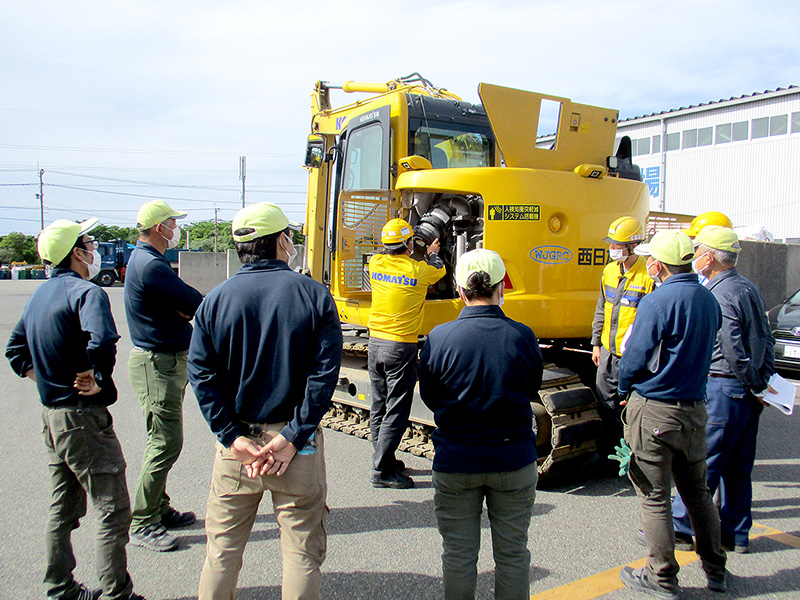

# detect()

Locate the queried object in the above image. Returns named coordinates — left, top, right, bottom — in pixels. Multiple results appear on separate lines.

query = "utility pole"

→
left=214, top=206, right=219, bottom=253
left=239, top=156, right=246, bottom=208
left=36, top=166, right=44, bottom=230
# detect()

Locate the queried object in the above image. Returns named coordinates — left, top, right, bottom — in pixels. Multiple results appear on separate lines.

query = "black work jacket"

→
left=707, top=268, right=775, bottom=394
left=188, top=260, right=343, bottom=450
left=124, top=241, right=203, bottom=353
left=6, top=269, right=120, bottom=407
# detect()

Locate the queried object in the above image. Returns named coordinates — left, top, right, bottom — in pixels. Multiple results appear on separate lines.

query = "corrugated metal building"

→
left=615, top=87, right=800, bottom=241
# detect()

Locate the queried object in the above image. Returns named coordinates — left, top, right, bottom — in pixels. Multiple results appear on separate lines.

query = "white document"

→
left=762, top=374, right=797, bottom=416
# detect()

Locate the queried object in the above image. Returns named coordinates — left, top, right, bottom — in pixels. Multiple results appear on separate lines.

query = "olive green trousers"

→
left=128, top=348, right=188, bottom=532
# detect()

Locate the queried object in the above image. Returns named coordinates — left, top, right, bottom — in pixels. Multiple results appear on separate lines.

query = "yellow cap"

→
left=136, top=200, right=187, bottom=231
left=604, top=216, right=644, bottom=244
left=694, top=225, right=742, bottom=253
left=381, top=218, right=413, bottom=246
left=232, top=202, right=300, bottom=242
left=455, top=249, right=506, bottom=289
left=685, top=211, right=733, bottom=238
left=37, top=218, right=99, bottom=265
left=634, top=230, right=695, bottom=265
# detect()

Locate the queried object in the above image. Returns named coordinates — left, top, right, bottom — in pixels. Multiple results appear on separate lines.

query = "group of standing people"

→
left=6, top=202, right=776, bottom=600
left=592, top=211, right=775, bottom=600
left=6, top=199, right=203, bottom=600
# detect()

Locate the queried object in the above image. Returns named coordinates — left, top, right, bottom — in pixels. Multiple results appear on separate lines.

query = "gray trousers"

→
left=42, top=406, right=133, bottom=600
left=623, top=392, right=726, bottom=591
left=596, top=346, right=624, bottom=453
left=368, top=338, right=418, bottom=477
left=433, top=464, right=538, bottom=600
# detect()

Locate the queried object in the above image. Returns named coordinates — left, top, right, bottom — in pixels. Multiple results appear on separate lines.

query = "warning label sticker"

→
left=487, top=205, right=540, bottom=221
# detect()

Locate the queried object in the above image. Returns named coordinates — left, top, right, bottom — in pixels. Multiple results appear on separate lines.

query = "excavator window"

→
left=411, top=125, right=492, bottom=169
left=343, top=123, right=384, bottom=190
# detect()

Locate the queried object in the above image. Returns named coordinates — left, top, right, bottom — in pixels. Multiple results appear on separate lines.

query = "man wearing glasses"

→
left=7, top=218, right=145, bottom=600
left=125, top=200, right=203, bottom=552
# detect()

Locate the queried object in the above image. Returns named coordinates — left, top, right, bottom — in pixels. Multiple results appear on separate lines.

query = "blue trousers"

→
left=672, top=377, right=763, bottom=547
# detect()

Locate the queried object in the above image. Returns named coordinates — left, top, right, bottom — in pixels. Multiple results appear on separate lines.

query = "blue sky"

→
left=2, top=0, right=799, bottom=235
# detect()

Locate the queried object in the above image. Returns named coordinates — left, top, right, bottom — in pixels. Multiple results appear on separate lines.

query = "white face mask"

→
left=282, top=232, right=297, bottom=262
left=82, top=249, right=102, bottom=280
left=647, top=260, right=662, bottom=285
left=609, top=248, right=627, bottom=262
left=161, top=223, right=179, bottom=249
left=692, top=253, right=709, bottom=277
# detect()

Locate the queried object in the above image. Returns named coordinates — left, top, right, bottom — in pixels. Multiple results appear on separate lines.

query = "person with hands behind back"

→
left=188, top=202, right=342, bottom=600
left=6, top=218, right=144, bottom=600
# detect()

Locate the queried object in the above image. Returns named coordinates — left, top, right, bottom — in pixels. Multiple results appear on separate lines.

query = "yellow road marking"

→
left=529, top=523, right=800, bottom=600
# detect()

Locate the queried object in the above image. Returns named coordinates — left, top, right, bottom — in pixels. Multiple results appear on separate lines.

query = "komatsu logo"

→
left=371, top=272, right=418, bottom=286
left=530, top=245, right=573, bottom=264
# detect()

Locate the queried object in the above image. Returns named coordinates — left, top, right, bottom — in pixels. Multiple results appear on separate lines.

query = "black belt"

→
left=709, top=373, right=737, bottom=379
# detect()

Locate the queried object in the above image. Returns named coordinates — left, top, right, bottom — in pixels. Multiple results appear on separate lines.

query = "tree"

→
left=0, top=232, right=38, bottom=264
left=186, top=220, right=234, bottom=252
left=93, top=224, right=139, bottom=243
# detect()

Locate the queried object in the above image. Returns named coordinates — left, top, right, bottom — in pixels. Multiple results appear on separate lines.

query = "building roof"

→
left=619, top=86, right=799, bottom=124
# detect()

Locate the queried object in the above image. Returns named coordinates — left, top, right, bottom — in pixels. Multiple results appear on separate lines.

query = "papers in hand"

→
left=763, top=374, right=797, bottom=416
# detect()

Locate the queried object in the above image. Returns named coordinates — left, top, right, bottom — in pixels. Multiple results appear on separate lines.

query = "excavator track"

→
left=321, top=336, right=602, bottom=477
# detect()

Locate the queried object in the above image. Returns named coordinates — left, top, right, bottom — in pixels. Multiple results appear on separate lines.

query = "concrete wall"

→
left=736, top=240, right=800, bottom=310
left=180, top=245, right=306, bottom=295
left=178, top=252, right=229, bottom=295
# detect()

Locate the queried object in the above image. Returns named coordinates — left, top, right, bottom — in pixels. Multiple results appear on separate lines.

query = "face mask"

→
left=692, top=253, right=709, bottom=277
left=609, top=248, right=627, bottom=262
left=82, top=249, right=101, bottom=280
left=161, top=224, right=179, bottom=249
left=282, top=233, right=297, bottom=262
left=647, top=260, right=662, bottom=285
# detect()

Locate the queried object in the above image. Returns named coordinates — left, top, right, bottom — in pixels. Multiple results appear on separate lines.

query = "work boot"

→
left=707, top=570, right=727, bottom=593
left=619, top=566, right=680, bottom=600
left=161, top=507, right=196, bottom=529
left=371, top=472, right=414, bottom=489
left=130, top=523, right=179, bottom=552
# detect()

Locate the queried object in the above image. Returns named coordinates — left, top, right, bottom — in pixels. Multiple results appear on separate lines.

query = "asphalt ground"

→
left=1, top=280, right=798, bottom=600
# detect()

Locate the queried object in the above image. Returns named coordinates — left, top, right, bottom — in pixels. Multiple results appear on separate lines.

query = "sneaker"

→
left=371, top=472, right=414, bottom=489
left=130, top=523, right=179, bottom=552
left=161, top=507, right=196, bottom=529
left=721, top=533, right=749, bottom=553
left=674, top=532, right=695, bottom=552
left=619, top=566, right=680, bottom=600
left=707, top=571, right=727, bottom=593
left=72, top=585, right=101, bottom=600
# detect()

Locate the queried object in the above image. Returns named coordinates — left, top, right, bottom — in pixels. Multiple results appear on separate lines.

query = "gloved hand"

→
left=608, top=438, right=632, bottom=476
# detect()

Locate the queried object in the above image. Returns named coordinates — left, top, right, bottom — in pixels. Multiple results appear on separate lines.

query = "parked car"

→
left=768, top=288, right=800, bottom=372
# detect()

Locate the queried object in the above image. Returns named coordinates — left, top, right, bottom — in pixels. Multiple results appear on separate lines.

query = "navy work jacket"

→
left=6, top=269, right=120, bottom=407
left=707, top=268, right=775, bottom=394
left=188, top=260, right=343, bottom=450
left=124, top=241, right=202, bottom=353
left=618, top=273, right=722, bottom=401
left=419, top=304, right=542, bottom=474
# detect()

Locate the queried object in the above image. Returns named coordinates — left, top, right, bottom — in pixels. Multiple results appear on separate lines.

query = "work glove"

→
left=608, top=438, right=632, bottom=476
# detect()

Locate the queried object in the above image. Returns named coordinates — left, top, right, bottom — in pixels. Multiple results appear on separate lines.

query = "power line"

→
left=0, top=143, right=296, bottom=158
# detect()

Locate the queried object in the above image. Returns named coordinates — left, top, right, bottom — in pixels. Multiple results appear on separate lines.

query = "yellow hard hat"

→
left=381, top=218, right=413, bottom=245
left=685, top=211, right=733, bottom=238
left=604, top=216, right=644, bottom=244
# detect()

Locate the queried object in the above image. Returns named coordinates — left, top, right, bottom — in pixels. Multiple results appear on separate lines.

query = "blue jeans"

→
left=432, top=463, right=538, bottom=600
left=673, top=377, right=763, bottom=547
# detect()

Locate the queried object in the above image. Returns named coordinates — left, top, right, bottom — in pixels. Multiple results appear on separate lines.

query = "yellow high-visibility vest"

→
left=368, top=253, right=445, bottom=343
left=599, top=257, right=654, bottom=356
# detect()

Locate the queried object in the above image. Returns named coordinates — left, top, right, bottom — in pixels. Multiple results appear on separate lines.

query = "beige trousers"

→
left=198, top=425, right=328, bottom=600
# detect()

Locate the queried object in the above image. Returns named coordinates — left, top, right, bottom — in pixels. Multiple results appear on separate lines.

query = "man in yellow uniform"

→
left=368, top=218, right=445, bottom=488
left=591, top=216, right=653, bottom=456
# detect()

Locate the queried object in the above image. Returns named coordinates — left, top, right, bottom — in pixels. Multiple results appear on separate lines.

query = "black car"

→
left=768, top=288, right=800, bottom=372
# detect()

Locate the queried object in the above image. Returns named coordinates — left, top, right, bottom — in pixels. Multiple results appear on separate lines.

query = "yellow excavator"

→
left=302, top=73, right=648, bottom=476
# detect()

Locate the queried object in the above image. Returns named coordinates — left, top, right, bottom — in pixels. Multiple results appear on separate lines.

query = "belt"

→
left=132, top=346, right=189, bottom=357
left=709, top=373, right=737, bottom=379
left=630, top=391, right=703, bottom=406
